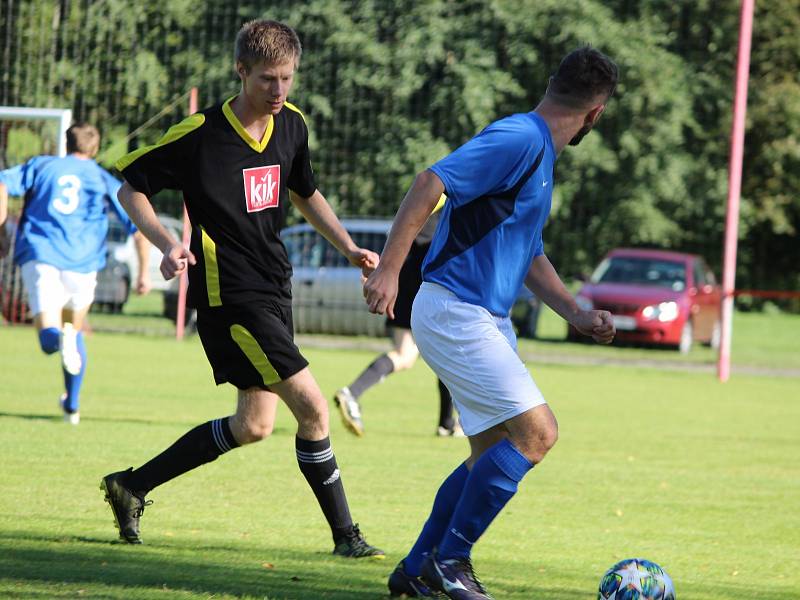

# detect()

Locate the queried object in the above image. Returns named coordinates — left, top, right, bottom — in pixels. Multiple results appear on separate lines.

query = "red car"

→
left=569, top=248, right=722, bottom=353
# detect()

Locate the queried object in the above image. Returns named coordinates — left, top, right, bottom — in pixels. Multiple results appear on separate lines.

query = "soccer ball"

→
left=598, top=558, right=675, bottom=599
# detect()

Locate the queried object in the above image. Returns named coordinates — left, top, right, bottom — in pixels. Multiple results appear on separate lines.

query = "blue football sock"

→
left=38, top=327, right=60, bottom=354
left=437, top=438, right=533, bottom=560
left=404, top=462, right=469, bottom=576
left=62, top=332, right=86, bottom=413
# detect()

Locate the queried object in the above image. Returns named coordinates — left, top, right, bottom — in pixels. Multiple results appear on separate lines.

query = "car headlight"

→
left=575, top=295, right=593, bottom=311
left=642, top=301, right=679, bottom=322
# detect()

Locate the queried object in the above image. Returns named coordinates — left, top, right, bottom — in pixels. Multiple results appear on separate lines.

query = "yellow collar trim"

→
left=222, top=97, right=274, bottom=153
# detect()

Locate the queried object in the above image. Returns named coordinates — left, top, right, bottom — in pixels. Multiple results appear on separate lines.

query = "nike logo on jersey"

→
left=542, top=180, right=549, bottom=187
left=242, top=165, right=280, bottom=212
left=434, top=560, right=469, bottom=593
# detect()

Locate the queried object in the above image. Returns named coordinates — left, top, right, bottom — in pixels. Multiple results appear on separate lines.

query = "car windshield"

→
left=283, top=229, right=387, bottom=269
left=592, top=256, right=686, bottom=291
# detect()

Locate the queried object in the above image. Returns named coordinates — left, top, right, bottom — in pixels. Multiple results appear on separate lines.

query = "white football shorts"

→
left=411, top=282, right=546, bottom=436
left=20, top=260, right=97, bottom=316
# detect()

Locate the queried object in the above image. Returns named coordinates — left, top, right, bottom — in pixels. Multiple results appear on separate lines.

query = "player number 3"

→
left=52, top=174, right=82, bottom=214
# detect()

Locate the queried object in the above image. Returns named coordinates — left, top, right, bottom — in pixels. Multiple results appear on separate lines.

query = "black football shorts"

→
left=196, top=299, right=308, bottom=390
left=388, top=241, right=429, bottom=330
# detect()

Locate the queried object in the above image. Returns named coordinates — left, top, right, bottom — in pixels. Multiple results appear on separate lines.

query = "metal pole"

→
left=176, top=87, right=198, bottom=340
left=718, top=0, right=755, bottom=382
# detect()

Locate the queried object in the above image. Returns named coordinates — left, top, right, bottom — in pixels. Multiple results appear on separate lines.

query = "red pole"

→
left=718, top=0, right=754, bottom=382
left=176, top=87, right=198, bottom=340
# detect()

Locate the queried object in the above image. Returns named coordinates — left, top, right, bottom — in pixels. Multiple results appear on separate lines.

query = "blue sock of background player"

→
left=62, top=331, right=86, bottom=414
left=39, top=326, right=85, bottom=415
left=436, top=438, right=533, bottom=560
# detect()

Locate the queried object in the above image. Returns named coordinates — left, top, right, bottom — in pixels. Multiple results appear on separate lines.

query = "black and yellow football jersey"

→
left=117, top=97, right=317, bottom=309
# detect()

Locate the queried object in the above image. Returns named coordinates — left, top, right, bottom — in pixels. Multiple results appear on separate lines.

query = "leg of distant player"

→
left=103, top=366, right=383, bottom=556
left=435, top=378, right=465, bottom=437
left=58, top=304, right=90, bottom=421
left=22, top=261, right=91, bottom=424
left=334, top=327, right=419, bottom=436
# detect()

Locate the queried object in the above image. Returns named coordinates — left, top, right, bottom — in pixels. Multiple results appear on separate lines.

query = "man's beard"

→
left=568, top=123, right=593, bottom=146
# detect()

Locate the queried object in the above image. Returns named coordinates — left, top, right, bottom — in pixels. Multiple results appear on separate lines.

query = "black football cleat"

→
left=389, top=560, right=443, bottom=597
left=332, top=524, right=385, bottom=559
left=420, top=553, right=494, bottom=599
left=100, top=468, right=152, bottom=544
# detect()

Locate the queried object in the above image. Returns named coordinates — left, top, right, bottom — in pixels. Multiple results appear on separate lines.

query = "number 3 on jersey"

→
left=53, top=174, right=82, bottom=214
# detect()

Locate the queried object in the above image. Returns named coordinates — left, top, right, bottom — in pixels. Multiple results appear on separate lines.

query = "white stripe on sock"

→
left=296, top=447, right=334, bottom=463
left=212, top=419, right=231, bottom=453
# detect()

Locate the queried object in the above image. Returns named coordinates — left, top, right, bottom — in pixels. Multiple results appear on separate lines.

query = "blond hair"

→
left=66, top=123, right=100, bottom=157
left=234, top=19, right=302, bottom=72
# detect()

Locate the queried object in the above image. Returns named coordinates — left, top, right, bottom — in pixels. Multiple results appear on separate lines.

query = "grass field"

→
left=88, top=293, right=800, bottom=373
left=1, top=324, right=799, bottom=599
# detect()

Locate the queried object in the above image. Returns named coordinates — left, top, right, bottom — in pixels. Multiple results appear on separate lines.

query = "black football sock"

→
left=295, top=436, right=353, bottom=541
left=438, top=378, right=455, bottom=430
left=125, top=417, right=240, bottom=496
left=348, top=353, right=394, bottom=399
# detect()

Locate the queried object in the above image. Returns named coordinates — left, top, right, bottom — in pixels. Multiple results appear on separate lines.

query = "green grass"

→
left=525, top=305, right=800, bottom=371
left=90, top=293, right=800, bottom=373
left=0, top=325, right=798, bottom=599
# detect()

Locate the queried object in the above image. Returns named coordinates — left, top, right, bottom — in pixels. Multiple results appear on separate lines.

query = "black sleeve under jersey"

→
left=287, top=120, right=317, bottom=199
left=116, top=113, right=204, bottom=198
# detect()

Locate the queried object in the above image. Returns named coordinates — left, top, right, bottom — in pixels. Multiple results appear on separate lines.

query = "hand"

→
left=347, top=247, right=380, bottom=278
left=135, top=273, right=152, bottom=295
left=363, top=265, right=399, bottom=319
left=571, top=309, right=616, bottom=344
left=160, top=243, right=196, bottom=280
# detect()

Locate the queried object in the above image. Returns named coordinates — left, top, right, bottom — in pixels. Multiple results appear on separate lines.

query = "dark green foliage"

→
left=1, top=0, right=797, bottom=296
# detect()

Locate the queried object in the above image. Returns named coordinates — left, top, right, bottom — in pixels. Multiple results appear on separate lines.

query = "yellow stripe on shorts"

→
left=229, top=324, right=281, bottom=386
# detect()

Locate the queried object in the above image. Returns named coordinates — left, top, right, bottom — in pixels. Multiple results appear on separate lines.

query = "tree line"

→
left=1, top=0, right=797, bottom=303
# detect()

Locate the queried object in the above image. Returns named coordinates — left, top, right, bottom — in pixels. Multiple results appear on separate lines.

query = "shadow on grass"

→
left=3, top=531, right=786, bottom=599
left=0, top=410, right=293, bottom=435
left=0, top=411, right=61, bottom=422
left=0, top=530, right=385, bottom=599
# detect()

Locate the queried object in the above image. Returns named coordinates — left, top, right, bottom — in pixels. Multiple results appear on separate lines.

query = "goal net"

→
left=0, top=106, right=72, bottom=324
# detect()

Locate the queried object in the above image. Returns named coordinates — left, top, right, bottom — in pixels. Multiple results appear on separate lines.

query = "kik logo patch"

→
left=242, top=165, right=280, bottom=212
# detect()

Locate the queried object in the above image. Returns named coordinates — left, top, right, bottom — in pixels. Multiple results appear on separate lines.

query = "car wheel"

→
left=678, top=320, right=693, bottom=354
left=110, top=277, right=130, bottom=314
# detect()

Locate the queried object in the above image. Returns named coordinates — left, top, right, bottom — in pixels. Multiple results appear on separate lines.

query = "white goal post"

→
left=0, top=106, right=72, bottom=324
left=0, top=106, right=72, bottom=158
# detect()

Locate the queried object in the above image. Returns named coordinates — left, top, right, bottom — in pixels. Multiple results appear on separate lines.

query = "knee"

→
left=388, top=348, right=419, bottom=372
left=517, top=421, right=559, bottom=464
left=295, top=404, right=328, bottom=438
left=38, top=328, right=60, bottom=355
left=232, top=418, right=274, bottom=445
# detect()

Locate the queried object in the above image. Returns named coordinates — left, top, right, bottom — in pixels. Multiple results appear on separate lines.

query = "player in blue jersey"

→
left=365, top=47, right=619, bottom=598
left=0, top=123, right=150, bottom=425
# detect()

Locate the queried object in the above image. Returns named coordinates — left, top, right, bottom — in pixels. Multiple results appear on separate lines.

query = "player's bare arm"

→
left=364, top=169, right=444, bottom=319
left=117, top=181, right=196, bottom=280
left=524, top=253, right=615, bottom=344
left=0, top=182, right=9, bottom=257
left=132, top=231, right=152, bottom=295
left=289, top=189, right=379, bottom=273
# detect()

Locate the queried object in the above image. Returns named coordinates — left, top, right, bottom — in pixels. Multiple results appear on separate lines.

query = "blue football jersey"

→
left=0, top=155, right=133, bottom=273
left=423, top=112, right=556, bottom=316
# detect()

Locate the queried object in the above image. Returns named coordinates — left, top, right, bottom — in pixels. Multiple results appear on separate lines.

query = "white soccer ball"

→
left=597, top=558, right=675, bottom=599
